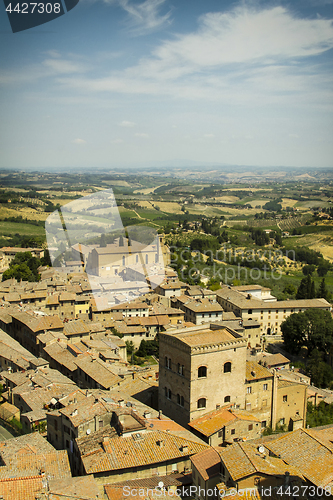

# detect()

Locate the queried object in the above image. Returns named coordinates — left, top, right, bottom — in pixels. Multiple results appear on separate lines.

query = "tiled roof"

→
left=216, top=286, right=331, bottom=310
left=59, top=398, right=115, bottom=428
left=64, top=319, right=90, bottom=336
left=246, top=361, right=273, bottom=381
left=188, top=407, right=260, bottom=437
left=75, top=355, right=121, bottom=389
left=59, top=292, right=76, bottom=301
left=107, top=472, right=192, bottom=489
left=45, top=294, right=59, bottom=306
left=47, top=475, right=100, bottom=499
left=219, top=442, right=302, bottom=482
left=78, top=429, right=209, bottom=474
left=265, top=428, right=333, bottom=487
left=190, top=447, right=221, bottom=480
left=43, top=343, right=77, bottom=372
left=0, top=433, right=71, bottom=481
left=169, top=328, right=240, bottom=348
left=0, top=476, right=44, bottom=500
left=189, top=407, right=236, bottom=436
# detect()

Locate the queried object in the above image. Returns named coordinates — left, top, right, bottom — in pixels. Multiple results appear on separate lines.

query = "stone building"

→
left=158, top=325, right=247, bottom=427
left=159, top=324, right=307, bottom=433
left=216, top=286, right=331, bottom=334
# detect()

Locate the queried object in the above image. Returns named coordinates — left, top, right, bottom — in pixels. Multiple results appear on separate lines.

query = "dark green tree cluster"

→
left=2, top=251, right=42, bottom=282
left=249, top=228, right=270, bottom=246
left=296, top=275, right=316, bottom=299
left=281, top=309, right=333, bottom=356
left=296, top=276, right=330, bottom=301
left=262, top=198, right=282, bottom=211
left=307, top=401, right=333, bottom=427
left=306, top=350, right=333, bottom=388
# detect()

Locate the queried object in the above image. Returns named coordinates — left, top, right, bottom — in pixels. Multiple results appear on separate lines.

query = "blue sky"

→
left=1, top=0, right=333, bottom=170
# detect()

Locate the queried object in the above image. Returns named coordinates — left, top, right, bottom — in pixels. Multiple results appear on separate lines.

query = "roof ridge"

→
left=303, top=428, right=333, bottom=453
left=238, top=443, right=259, bottom=472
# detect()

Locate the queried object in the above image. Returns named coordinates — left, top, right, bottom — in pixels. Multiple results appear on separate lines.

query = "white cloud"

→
left=119, top=120, right=136, bottom=127
left=56, top=4, right=333, bottom=107
left=43, top=58, right=87, bottom=74
left=134, top=132, right=149, bottom=138
left=72, top=138, right=86, bottom=144
left=111, top=138, right=125, bottom=144
left=203, top=133, right=215, bottom=138
left=115, top=0, right=172, bottom=33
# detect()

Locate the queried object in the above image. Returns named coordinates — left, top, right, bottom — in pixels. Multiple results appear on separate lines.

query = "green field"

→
left=0, top=221, right=45, bottom=237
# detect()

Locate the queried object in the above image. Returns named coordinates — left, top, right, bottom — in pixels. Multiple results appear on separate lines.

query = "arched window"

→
left=122, top=256, right=125, bottom=266
left=224, top=362, right=231, bottom=373
left=224, top=395, right=231, bottom=403
left=136, top=255, right=139, bottom=264
left=164, top=387, right=167, bottom=397
left=177, top=394, right=180, bottom=405
left=145, top=254, right=148, bottom=264
left=198, top=366, right=207, bottom=378
left=197, top=398, right=206, bottom=409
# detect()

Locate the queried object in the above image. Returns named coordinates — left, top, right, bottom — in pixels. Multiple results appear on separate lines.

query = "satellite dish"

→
left=258, top=445, right=265, bottom=454
left=86, top=429, right=91, bottom=435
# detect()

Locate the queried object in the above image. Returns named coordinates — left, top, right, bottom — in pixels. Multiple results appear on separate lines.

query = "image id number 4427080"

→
left=277, top=486, right=331, bottom=496
left=5, top=2, right=61, bottom=13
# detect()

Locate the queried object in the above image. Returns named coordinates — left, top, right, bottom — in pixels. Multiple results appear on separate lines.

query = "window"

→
left=197, top=398, right=206, bottom=409
left=218, top=430, right=223, bottom=437
left=279, top=418, right=285, bottom=425
left=283, top=395, right=288, bottom=402
left=136, top=255, right=139, bottom=264
left=263, top=383, right=268, bottom=391
left=247, top=387, right=252, bottom=394
left=248, top=309, right=252, bottom=315
left=231, top=429, right=235, bottom=435
left=165, top=357, right=171, bottom=369
left=224, top=362, right=231, bottom=373
left=122, top=256, right=125, bottom=266
left=180, top=396, right=184, bottom=407
left=164, top=387, right=167, bottom=397
left=167, top=389, right=172, bottom=400
left=178, top=364, right=184, bottom=376
left=248, top=424, right=253, bottom=431
left=224, top=395, right=231, bottom=403
left=145, top=254, right=148, bottom=264
left=198, top=366, right=207, bottom=378
left=261, top=421, right=267, bottom=428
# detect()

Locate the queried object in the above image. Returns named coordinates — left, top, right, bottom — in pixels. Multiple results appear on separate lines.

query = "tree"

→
left=125, top=341, right=135, bottom=355
left=296, top=275, right=315, bottom=300
left=306, top=350, right=333, bottom=388
left=281, top=313, right=308, bottom=355
left=281, top=309, right=333, bottom=356
left=302, top=264, right=316, bottom=276
left=100, top=234, right=107, bottom=248
left=318, top=278, right=329, bottom=301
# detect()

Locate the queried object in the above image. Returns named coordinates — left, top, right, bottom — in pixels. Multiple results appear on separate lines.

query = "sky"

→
left=0, top=0, right=333, bottom=170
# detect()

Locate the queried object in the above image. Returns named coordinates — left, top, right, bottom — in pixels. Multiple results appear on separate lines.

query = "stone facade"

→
left=158, top=325, right=247, bottom=427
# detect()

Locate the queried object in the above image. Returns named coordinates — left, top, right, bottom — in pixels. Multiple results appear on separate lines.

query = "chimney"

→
left=158, top=410, right=162, bottom=420
left=157, top=439, right=165, bottom=447
left=144, top=411, right=151, bottom=419
left=118, top=399, right=125, bottom=407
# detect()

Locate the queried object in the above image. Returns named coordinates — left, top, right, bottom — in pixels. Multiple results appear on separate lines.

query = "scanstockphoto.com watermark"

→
left=169, top=245, right=296, bottom=283
left=122, top=485, right=256, bottom=498
left=123, top=485, right=333, bottom=498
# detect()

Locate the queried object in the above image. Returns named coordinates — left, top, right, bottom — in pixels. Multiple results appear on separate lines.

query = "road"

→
left=0, top=424, right=14, bottom=441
